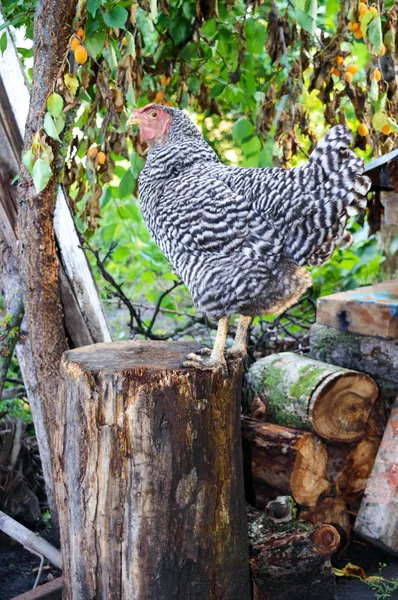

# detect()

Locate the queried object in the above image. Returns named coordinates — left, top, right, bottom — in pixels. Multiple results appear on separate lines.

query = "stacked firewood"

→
left=243, top=352, right=381, bottom=552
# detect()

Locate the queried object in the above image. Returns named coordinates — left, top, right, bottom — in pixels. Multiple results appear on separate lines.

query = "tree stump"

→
left=53, top=340, right=251, bottom=600
left=248, top=352, right=378, bottom=442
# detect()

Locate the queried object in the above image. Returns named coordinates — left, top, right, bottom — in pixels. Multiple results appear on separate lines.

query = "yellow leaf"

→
left=64, top=73, right=79, bottom=96
left=334, top=563, right=366, bottom=579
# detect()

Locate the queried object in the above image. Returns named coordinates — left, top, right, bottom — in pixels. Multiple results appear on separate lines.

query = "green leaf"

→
left=64, top=73, right=79, bottom=96
left=154, top=40, right=174, bottom=63
left=244, top=18, right=267, bottom=54
left=0, top=32, right=7, bottom=55
left=187, top=75, right=200, bottom=94
left=141, top=271, right=156, bottom=284
left=22, top=150, right=34, bottom=174
left=372, top=112, right=387, bottom=131
left=232, top=117, right=254, bottom=142
left=87, top=0, right=101, bottom=17
left=103, top=7, right=128, bottom=29
left=201, top=19, right=217, bottom=38
left=241, top=136, right=262, bottom=157
left=54, top=113, right=66, bottom=136
left=294, top=0, right=318, bottom=35
left=210, top=82, right=225, bottom=98
left=368, top=16, right=382, bottom=53
left=119, top=170, right=135, bottom=198
left=360, top=10, right=375, bottom=37
left=369, top=77, right=379, bottom=102
left=150, top=0, right=158, bottom=20
left=103, top=43, right=117, bottom=72
left=43, top=112, right=60, bottom=141
left=387, top=117, right=398, bottom=133
left=85, top=31, right=106, bottom=58
left=124, top=31, right=136, bottom=58
left=47, top=93, right=64, bottom=119
left=169, top=17, right=191, bottom=45
left=31, top=158, right=52, bottom=195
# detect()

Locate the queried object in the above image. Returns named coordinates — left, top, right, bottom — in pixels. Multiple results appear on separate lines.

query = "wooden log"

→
left=300, top=496, right=351, bottom=548
left=315, top=279, right=398, bottom=339
left=354, top=397, right=398, bottom=553
left=242, top=417, right=331, bottom=508
left=248, top=352, right=378, bottom=442
left=310, top=323, right=398, bottom=404
left=249, top=500, right=339, bottom=600
left=54, top=340, right=251, bottom=600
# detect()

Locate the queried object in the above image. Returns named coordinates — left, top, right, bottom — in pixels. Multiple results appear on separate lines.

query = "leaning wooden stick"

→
left=0, top=510, right=62, bottom=569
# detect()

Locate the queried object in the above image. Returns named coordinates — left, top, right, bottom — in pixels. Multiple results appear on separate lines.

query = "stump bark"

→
left=54, top=340, right=251, bottom=600
left=248, top=352, right=378, bottom=442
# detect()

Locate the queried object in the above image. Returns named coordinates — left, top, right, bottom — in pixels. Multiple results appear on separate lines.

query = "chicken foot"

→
left=183, top=316, right=230, bottom=375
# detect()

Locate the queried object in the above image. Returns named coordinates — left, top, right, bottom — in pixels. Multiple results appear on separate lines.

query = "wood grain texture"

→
left=315, top=279, right=398, bottom=338
left=241, top=417, right=330, bottom=508
left=54, top=340, right=251, bottom=600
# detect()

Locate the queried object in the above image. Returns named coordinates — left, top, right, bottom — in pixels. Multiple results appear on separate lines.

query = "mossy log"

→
left=248, top=352, right=378, bottom=442
left=54, top=340, right=251, bottom=600
left=242, top=417, right=331, bottom=508
left=249, top=500, right=339, bottom=600
left=310, top=323, right=398, bottom=404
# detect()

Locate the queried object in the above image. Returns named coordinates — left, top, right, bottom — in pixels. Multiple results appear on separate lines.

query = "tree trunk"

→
left=54, top=340, right=251, bottom=600
left=310, top=323, right=398, bottom=404
left=354, top=397, right=398, bottom=553
left=242, top=417, right=331, bottom=508
left=248, top=352, right=378, bottom=442
left=15, top=0, right=78, bottom=528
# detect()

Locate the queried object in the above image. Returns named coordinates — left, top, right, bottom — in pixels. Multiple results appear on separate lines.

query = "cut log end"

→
left=311, top=524, right=341, bottom=555
left=300, top=497, right=351, bottom=548
left=312, top=373, right=378, bottom=442
left=291, top=434, right=331, bottom=506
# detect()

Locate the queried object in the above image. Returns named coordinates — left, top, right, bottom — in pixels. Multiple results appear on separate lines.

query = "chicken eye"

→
left=150, top=111, right=158, bottom=119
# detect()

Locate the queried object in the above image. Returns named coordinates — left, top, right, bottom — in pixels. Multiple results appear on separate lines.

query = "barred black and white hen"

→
left=130, top=104, right=370, bottom=373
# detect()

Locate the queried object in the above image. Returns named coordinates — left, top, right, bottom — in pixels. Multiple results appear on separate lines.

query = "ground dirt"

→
left=1, top=533, right=398, bottom=599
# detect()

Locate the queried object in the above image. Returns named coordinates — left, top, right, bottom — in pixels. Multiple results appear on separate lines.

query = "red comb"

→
left=134, top=103, right=156, bottom=113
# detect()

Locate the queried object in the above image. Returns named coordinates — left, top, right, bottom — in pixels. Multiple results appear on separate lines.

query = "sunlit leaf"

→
left=31, top=158, right=53, bottom=195
left=43, top=112, right=60, bottom=141
left=47, top=92, right=64, bottom=119
left=64, top=73, right=79, bottom=96
left=85, top=31, right=106, bottom=59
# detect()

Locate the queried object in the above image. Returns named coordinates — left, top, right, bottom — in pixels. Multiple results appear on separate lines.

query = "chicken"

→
left=129, top=104, right=370, bottom=373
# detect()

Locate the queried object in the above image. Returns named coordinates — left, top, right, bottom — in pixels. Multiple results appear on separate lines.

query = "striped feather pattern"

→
left=138, top=107, right=370, bottom=319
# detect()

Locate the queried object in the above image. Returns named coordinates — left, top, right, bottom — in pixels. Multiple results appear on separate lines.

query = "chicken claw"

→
left=183, top=352, right=229, bottom=376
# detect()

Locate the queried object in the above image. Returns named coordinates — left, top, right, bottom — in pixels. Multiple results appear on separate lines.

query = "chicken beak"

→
left=127, top=113, right=140, bottom=126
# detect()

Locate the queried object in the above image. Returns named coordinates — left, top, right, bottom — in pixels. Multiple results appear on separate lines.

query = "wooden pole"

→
left=54, top=340, right=251, bottom=600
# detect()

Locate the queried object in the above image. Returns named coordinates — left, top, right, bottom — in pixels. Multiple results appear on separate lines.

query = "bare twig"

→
left=1, top=385, right=26, bottom=400
left=24, top=545, right=45, bottom=589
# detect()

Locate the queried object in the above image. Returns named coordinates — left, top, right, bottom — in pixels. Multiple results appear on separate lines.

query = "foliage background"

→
left=1, top=0, right=397, bottom=419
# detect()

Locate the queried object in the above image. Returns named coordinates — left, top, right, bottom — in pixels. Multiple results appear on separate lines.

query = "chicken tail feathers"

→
left=286, top=125, right=371, bottom=267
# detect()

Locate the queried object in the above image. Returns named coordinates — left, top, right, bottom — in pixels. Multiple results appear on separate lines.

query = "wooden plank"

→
left=0, top=10, right=112, bottom=345
left=316, top=279, right=398, bottom=339
left=354, top=397, right=398, bottom=554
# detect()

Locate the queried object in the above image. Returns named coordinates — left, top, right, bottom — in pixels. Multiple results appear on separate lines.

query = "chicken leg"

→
left=227, top=315, right=250, bottom=358
left=183, top=316, right=230, bottom=374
